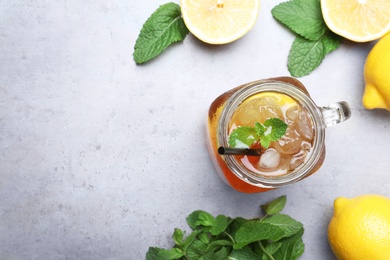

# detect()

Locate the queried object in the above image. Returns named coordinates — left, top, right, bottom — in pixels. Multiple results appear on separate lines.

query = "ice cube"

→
left=289, top=141, right=312, bottom=169
left=274, top=125, right=302, bottom=155
left=259, top=148, right=280, bottom=169
left=286, top=105, right=299, bottom=121
left=298, top=110, right=314, bottom=140
left=290, top=154, right=305, bottom=170
left=232, top=102, right=261, bottom=126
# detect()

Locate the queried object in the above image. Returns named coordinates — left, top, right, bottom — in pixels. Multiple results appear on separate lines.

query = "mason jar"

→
left=207, top=77, right=351, bottom=193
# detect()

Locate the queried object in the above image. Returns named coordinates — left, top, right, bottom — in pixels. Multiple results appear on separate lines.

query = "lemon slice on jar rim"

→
left=180, top=0, right=261, bottom=44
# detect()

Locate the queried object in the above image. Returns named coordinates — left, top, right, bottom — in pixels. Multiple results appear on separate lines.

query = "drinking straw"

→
left=218, top=147, right=261, bottom=156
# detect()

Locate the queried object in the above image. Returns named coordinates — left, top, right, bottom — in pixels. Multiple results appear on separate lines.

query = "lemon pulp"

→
left=180, top=0, right=260, bottom=44
left=321, top=0, right=390, bottom=42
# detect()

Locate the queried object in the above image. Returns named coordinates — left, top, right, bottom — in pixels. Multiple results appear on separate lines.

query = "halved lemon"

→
left=180, top=0, right=260, bottom=44
left=321, top=0, right=390, bottom=42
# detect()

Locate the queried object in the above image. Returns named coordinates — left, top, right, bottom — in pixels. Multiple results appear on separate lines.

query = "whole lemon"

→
left=362, top=33, right=390, bottom=110
left=328, top=194, right=390, bottom=260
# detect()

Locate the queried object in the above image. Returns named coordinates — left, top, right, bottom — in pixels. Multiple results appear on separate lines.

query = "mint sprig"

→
left=228, top=118, right=288, bottom=149
left=133, top=3, right=189, bottom=64
left=272, top=0, right=342, bottom=77
left=145, top=196, right=305, bottom=260
left=288, top=32, right=341, bottom=77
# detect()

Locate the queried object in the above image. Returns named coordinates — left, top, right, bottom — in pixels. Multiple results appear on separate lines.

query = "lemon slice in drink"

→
left=180, top=0, right=260, bottom=44
left=321, top=0, right=390, bottom=42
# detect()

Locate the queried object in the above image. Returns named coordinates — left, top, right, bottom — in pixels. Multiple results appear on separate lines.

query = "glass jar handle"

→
left=320, top=101, right=351, bottom=127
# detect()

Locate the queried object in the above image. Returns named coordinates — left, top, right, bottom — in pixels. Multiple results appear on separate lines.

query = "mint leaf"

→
left=228, top=126, right=260, bottom=148
left=254, top=122, right=265, bottom=136
left=323, top=32, right=343, bottom=54
left=288, top=32, right=341, bottom=77
left=260, top=118, right=288, bottom=148
left=262, top=214, right=303, bottom=238
left=146, top=247, right=163, bottom=260
left=234, top=222, right=285, bottom=249
left=156, top=248, right=184, bottom=260
left=214, top=247, right=230, bottom=259
left=186, top=210, right=215, bottom=229
left=210, top=215, right=229, bottom=235
left=173, top=228, right=184, bottom=246
left=133, top=3, right=189, bottom=64
left=261, top=195, right=287, bottom=215
left=272, top=228, right=305, bottom=260
left=199, top=247, right=230, bottom=260
left=186, top=239, right=208, bottom=259
left=229, top=248, right=263, bottom=260
left=199, top=251, right=218, bottom=260
left=206, top=240, right=232, bottom=251
left=182, top=229, right=202, bottom=251
left=288, top=36, right=324, bottom=77
left=271, top=0, right=326, bottom=41
left=291, top=235, right=305, bottom=259
left=261, top=242, right=283, bottom=260
left=198, top=232, right=211, bottom=244
left=227, top=217, right=250, bottom=237
left=228, top=118, right=287, bottom=149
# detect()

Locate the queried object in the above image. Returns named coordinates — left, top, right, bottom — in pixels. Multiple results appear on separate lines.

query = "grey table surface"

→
left=1, top=1, right=390, bottom=259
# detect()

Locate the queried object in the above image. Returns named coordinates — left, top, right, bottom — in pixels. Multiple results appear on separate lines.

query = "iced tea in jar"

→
left=207, top=77, right=351, bottom=193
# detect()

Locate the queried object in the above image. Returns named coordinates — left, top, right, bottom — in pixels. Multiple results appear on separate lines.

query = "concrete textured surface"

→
left=1, top=1, right=390, bottom=259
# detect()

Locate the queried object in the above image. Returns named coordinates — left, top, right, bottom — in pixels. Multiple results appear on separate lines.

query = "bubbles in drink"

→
left=229, top=91, right=315, bottom=177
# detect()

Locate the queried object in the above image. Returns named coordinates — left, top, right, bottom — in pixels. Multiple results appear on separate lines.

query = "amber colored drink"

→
left=229, top=91, right=315, bottom=177
left=207, top=77, right=333, bottom=193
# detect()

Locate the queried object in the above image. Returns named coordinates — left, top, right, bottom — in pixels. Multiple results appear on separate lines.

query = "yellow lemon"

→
left=328, top=194, right=390, bottom=260
left=321, top=0, right=390, bottom=42
left=362, top=33, right=390, bottom=110
left=180, top=0, right=260, bottom=44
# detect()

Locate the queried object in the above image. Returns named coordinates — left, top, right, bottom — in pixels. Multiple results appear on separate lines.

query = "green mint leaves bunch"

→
left=146, top=196, right=304, bottom=260
left=271, top=0, right=342, bottom=77
left=133, top=3, right=189, bottom=64
left=229, top=118, right=288, bottom=149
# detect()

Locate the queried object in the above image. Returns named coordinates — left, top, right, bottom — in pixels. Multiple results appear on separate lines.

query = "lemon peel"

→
left=362, top=33, right=390, bottom=110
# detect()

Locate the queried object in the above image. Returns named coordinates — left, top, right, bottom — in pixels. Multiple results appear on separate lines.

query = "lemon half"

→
left=321, top=0, right=390, bottom=42
left=180, top=0, right=260, bottom=44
